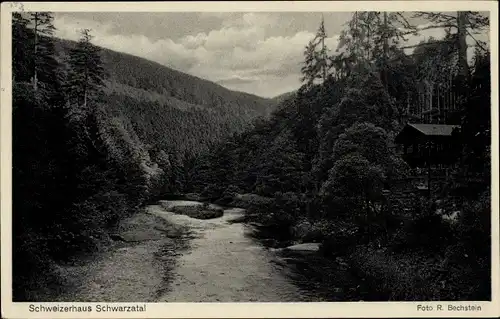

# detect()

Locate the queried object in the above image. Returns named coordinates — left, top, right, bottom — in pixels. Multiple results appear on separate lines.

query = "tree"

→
left=460, top=49, right=491, bottom=176
left=301, top=16, right=331, bottom=89
left=301, top=41, right=321, bottom=89
left=66, top=29, right=106, bottom=120
left=320, top=153, right=385, bottom=219
left=331, top=70, right=398, bottom=132
left=17, top=12, right=63, bottom=104
left=411, top=12, right=489, bottom=96
left=333, top=123, right=390, bottom=164
left=12, top=13, right=33, bottom=83
left=408, top=35, right=463, bottom=123
left=316, top=17, right=329, bottom=83
left=169, top=153, right=186, bottom=194
left=253, top=130, right=306, bottom=196
left=28, top=12, right=57, bottom=92
left=335, top=11, right=417, bottom=81
left=333, top=122, right=409, bottom=184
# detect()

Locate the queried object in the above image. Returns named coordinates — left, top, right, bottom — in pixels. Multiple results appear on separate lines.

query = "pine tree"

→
left=253, top=131, right=305, bottom=196
left=336, top=12, right=417, bottom=81
left=335, top=11, right=370, bottom=74
left=411, top=11, right=489, bottom=96
left=28, top=12, right=56, bottom=92
left=402, top=12, right=489, bottom=123
left=300, top=16, right=331, bottom=89
left=301, top=41, right=320, bottom=89
left=18, top=12, right=63, bottom=104
left=66, top=29, right=106, bottom=120
left=315, top=17, right=329, bottom=82
left=12, top=13, right=33, bottom=83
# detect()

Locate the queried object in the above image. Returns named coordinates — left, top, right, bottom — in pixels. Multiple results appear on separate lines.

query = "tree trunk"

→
left=446, top=71, right=453, bottom=110
left=457, top=11, right=469, bottom=83
left=382, top=12, right=389, bottom=92
left=437, top=84, right=441, bottom=123
left=322, top=36, right=327, bottom=83
left=420, top=87, right=424, bottom=120
left=33, top=13, right=38, bottom=92
left=84, top=63, right=89, bottom=111
left=427, top=146, right=432, bottom=199
left=429, top=82, right=433, bottom=122
left=406, top=93, right=410, bottom=118
left=84, top=88, right=87, bottom=111
left=457, top=10, right=470, bottom=111
left=452, top=91, right=455, bottom=110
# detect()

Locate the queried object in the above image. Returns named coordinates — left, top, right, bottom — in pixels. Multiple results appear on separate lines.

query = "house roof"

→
left=395, top=123, right=461, bottom=144
left=408, top=123, right=461, bottom=136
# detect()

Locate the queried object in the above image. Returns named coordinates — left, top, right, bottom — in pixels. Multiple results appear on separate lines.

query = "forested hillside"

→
left=11, top=12, right=274, bottom=301
left=53, top=38, right=275, bottom=157
left=188, top=12, right=491, bottom=300
left=271, top=91, right=297, bottom=105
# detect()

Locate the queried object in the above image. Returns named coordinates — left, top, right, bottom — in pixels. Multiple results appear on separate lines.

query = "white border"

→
left=1, top=2, right=498, bottom=318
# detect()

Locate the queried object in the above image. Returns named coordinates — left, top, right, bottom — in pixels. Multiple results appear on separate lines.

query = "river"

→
left=53, top=199, right=311, bottom=302
left=154, top=200, right=307, bottom=302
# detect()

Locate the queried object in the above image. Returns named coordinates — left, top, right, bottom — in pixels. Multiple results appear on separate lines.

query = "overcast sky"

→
left=52, top=12, right=490, bottom=98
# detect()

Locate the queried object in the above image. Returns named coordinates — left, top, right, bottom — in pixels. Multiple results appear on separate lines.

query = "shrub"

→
left=349, top=246, right=442, bottom=300
left=216, top=184, right=241, bottom=205
left=231, top=193, right=274, bottom=210
left=94, top=191, right=131, bottom=227
left=391, top=213, right=454, bottom=253
left=200, top=183, right=226, bottom=201
left=12, top=230, right=56, bottom=301
left=320, top=221, right=359, bottom=257
left=320, top=153, right=385, bottom=218
left=292, top=219, right=334, bottom=243
left=440, top=189, right=491, bottom=300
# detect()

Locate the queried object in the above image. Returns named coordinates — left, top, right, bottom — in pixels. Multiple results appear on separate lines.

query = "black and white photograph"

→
left=1, top=1, right=498, bottom=317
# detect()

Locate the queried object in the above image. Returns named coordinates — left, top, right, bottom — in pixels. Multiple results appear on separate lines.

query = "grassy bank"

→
left=24, top=208, right=193, bottom=302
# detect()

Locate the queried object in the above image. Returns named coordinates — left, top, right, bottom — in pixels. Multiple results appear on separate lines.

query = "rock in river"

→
left=284, top=243, right=320, bottom=253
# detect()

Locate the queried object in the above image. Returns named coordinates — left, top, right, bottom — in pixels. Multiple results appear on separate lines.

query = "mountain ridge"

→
left=53, top=37, right=278, bottom=156
left=271, top=90, right=297, bottom=104
left=54, top=37, right=274, bottom=104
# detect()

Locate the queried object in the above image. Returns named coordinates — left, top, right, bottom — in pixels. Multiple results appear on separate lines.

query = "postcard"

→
left=1, top=1, right=498, bottom=318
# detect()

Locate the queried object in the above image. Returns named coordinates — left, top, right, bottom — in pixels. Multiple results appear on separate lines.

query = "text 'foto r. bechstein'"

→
left=11, top=10, right=491, bottom=304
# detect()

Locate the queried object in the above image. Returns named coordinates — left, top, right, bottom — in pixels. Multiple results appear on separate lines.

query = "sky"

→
left=52, top=12, right=490, bottom=98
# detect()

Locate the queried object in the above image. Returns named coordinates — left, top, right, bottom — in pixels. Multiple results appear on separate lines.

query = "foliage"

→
left=321, top=153, right=385, bottom=218
left=349, top=247, right=443, bottom=301
left=191, top=11, right=490, bottom=301
left=169, top=205, right=224, bottom=220
left=333, top=122, right=409, bottom=181
left=11, top=14, right=162, bottom=300
left=301, top=17, right=331, bottom=88
left=253, top=131, right=306, bottom=196
left=216, top=185, right=242, bottom=205
left=12, top=13, right=33, bottom=82
left=65, top=29, right=106, bottom=115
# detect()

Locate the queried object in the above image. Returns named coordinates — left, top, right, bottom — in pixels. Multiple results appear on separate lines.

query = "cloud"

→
left=223, top=12, right=277, bottom=29
left=53, top=12, right=489, bottom=98
left=216, top=75, right=260, bottom=86
left=53, top=13, right=324, bottom=97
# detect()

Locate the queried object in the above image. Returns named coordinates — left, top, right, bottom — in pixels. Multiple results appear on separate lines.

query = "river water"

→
left=154, top=200, right=307, bottom=302
left=52, top=199, right=325, bottom=302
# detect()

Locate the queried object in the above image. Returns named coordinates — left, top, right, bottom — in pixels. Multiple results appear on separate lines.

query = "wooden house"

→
left=395, top=123, right=461, bottom=168
left=395, top=123, right=462, bottom=197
